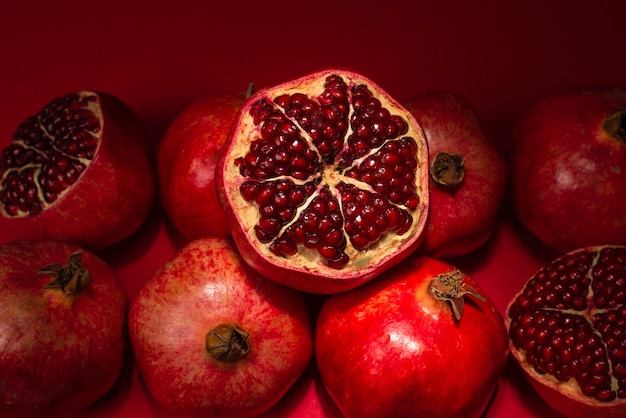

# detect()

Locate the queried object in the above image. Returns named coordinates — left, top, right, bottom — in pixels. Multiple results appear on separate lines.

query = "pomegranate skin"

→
left=128, top=237, right=313, bottom=417
left=404, top=91, right=508, bottom=258
left=315, top=255, right=509, bottom=418
left=158, top=93, right=245, bottom=240
left=0, top=91, right=155, bottom=250
left=509, top=88, right=626, bottom=253
left=0, top=240, right=127, bottom=417
left=215, top=68, right=430, bottom=294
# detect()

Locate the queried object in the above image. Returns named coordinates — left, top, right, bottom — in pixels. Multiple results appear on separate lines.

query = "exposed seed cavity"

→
left=236, top=74, right=422, bottom=269
left=508, top=246, right=626, bottom=402
left=0, top=93, right=100, bottom=217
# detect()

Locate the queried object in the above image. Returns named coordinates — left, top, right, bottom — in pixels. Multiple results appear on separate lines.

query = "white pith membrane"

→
left=223, top=71, right=428, bottom=277
left=0, top=91, right=101, bottom=218
left=506, top=245, right=626, bottom=407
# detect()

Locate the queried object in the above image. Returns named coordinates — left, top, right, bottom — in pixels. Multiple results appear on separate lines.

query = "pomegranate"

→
left=158, top=89, right=250, bottom=240
left=509, top=87, right=626, bottom=253
left=0, top=240, right=127, bottom=417
left=215, top=68, right=429, bottom=294
left=0, top=91, right=155, bottom=250
left=403, top=91, right=508, bottom=258
left=506, top=245, right=626, bottom=418
left=128, top=237, right=313, bottom=417
left=315, top=255, right=509, bottom=418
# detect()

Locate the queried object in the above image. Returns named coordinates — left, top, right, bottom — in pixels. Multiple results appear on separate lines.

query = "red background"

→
left=1, top=1, right=625, bottom=417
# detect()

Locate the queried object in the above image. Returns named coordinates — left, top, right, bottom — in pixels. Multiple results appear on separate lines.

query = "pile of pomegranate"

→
left=0, top=69, right=625, bottom=417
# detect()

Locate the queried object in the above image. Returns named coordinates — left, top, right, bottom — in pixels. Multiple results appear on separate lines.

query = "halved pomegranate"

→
left=215, top=69, right=429, bottom=294
left=0, top=91, right=154, bottom=250
left=506, top=245, right=626, bottom=418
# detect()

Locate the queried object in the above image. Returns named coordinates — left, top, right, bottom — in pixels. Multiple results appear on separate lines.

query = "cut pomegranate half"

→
left=216, top=69, right=429, bottom=293
left=0, top=91, right=154, bottom=250
left=506, top=245, right=626, bottom=418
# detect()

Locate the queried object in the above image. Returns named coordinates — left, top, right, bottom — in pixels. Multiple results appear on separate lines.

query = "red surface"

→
left=1, top=1, right=625, bottom=417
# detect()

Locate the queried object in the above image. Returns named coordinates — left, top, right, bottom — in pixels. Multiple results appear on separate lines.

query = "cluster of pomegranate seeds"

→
left=0, top=93, right=99, bottom=216
left=344, top=137, right=420, bottom=210
left=274, top=74, right=349, bottom=165
left=508, top=246, right=626, bottom=402
left=340, top=84, right=410, bottom=167
left=270, top=187, right=349, bottom=268
left=234, top=74, right=422, bottom=269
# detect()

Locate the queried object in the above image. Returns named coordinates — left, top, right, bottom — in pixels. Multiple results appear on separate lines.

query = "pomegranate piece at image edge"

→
left=0, top=240, right=127, bottom=417
left=0, top=91, right=155, bottom=250
left=509, top=88, right=626, bottom=253
left=506, top=245, right=626, bottom=418
left=215, top=68, right=429, bottom=294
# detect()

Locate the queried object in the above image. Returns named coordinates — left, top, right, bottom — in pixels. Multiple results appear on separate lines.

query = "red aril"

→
left=403, top=91, right=508, bottom=258
left=0, top=240, right=127, bottom=417
left=506, top=245, right=626, bottom=418
left=215, top=68, right=429, bottom=294
left=0, top=91, right=155, bottom=250
left=128, top=237, right=313, bottom=417
left=158, top=90, right=249, bottom=240
left=315, top=255, right=509, bottom=418
left=509, top=88, right=626, bottom=253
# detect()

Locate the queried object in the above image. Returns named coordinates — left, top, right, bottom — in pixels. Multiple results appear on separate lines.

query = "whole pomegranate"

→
left=128, top=237, right=313, bottom=417
left=509, top=88, right=626, bottom=253
left=158, top=89, right=249, bottom=240
left=315, top=255, right=509, bottom=418
left=506, top=245, right=626, bottom=418
left=216, top=68, right=430, bottom=294
left=0, top=91, right=155, bottom=250
left=0, top=240, right=127, bottom=417
left=403, top=91, right=508, bottom=258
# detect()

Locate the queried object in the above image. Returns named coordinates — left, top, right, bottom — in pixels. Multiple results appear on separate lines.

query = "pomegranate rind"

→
left=157, top=94, right=245, bottom=240
left=505, top=245, right=626, bottom=418
left=216, top=68, right=429, bottom=294
left=128, top=237, right=313, bottom=417
left=0, top=91, right=155, bottom=250
left=403, top=91, right=509, bottom=259
left=315, top=255, right=509, bottom=417
left=509, top=88, right=626, bottom=253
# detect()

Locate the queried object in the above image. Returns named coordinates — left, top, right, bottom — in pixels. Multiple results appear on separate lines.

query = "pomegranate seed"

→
left=278, top=208, right=295, bottom=223
left=350, top=234, right=369, bottom=251
left=240, top=181, right=260, bottom=201
left=303, top=234, right=321, bottom=249
left=258, top=217, right=280, bottom=235
left=323, top=229, right=345, bottom=247
left=255, top=184, right=275, bottom=205
left=327, top=253, right=349, bottom=269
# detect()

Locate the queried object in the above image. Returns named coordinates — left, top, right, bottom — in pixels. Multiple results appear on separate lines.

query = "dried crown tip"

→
left=39, top=250, right=92, bottom=295
left=206, top=324, right=251, bottom=363
left=430, top=269, right=484, bottom=321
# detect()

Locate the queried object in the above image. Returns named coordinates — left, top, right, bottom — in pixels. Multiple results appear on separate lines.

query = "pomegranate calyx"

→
left=602, top=109, right=626, bottom=144
left=39, top=250, right=92, bottom=295
left=430, top=269, right=485, bottom=321
left=206, top=323, right=250, bottom=363
left=430, top=151, right=465, bottom=189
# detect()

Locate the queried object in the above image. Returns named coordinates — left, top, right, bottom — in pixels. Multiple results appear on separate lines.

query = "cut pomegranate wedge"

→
left=216, top=69, right=429, bottom=293
left=506, top=245, right=626, bottom=418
